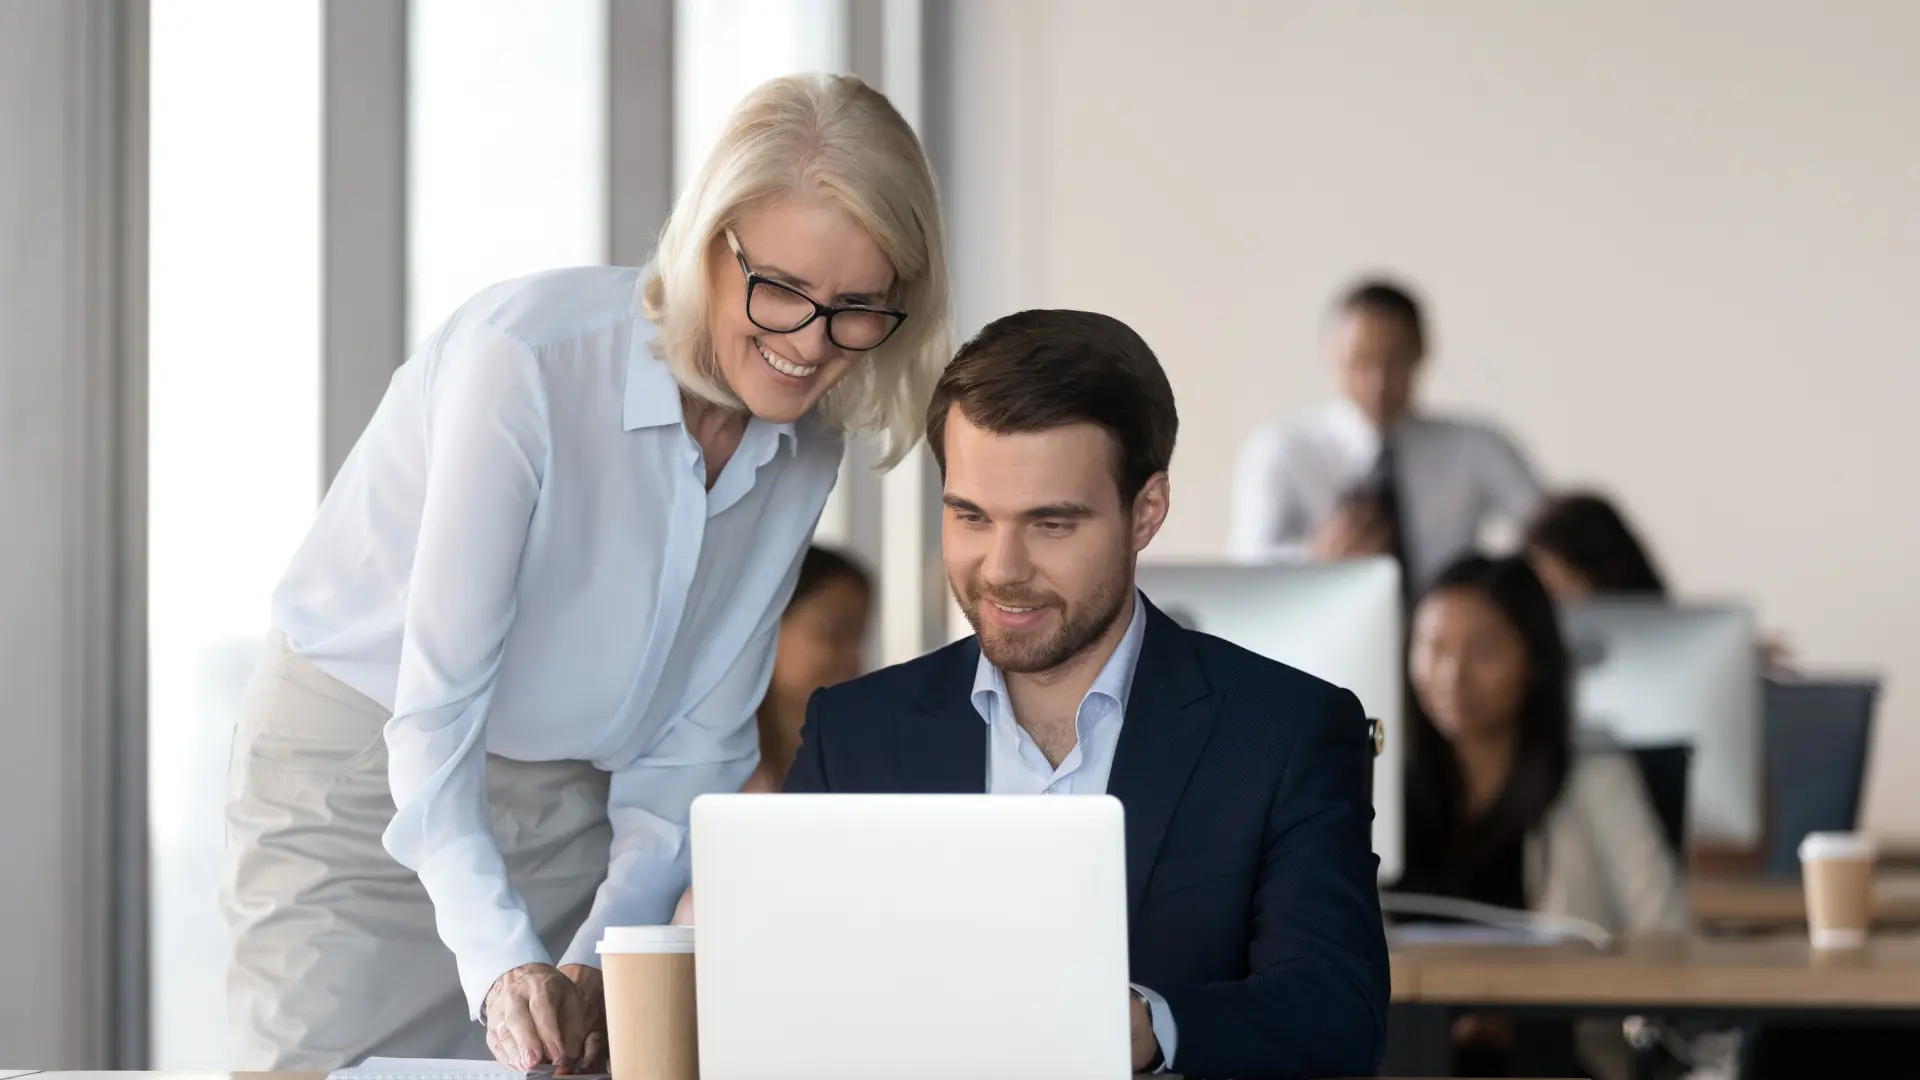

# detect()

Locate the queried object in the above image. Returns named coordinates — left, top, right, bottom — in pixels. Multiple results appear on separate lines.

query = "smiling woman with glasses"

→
left=224, top=73, right=951, bottom=1075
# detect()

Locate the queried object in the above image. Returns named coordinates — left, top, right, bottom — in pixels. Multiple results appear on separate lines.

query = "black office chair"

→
left=1762, top=677, right=1880, bottom=877
left=1626, top=742, right=1692, bottom=858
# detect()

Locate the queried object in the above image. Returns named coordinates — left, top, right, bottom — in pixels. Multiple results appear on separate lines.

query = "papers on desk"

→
left=329, top=1058, right=609, bottom=1080
left=1388, top=922, right=1566, bottom=947
left=1380, top=890, right=1617, bottom=949
left=0, top=1070, right=42, bottom=1079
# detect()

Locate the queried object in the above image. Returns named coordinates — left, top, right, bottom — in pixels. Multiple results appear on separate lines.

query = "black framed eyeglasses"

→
left=725, top=228, right=908, bottom=352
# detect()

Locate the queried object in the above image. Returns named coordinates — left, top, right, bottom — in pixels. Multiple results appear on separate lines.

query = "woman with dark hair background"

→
left=1521, top=491, right=1669, bottom=601
left=739, top=545, right=874, bottom=793
left=1399, top=556, right=1575, bottom=911
left=1523, top=489, right=1791, bottom=672
left=1396, top=555, right=1685, bottom=1078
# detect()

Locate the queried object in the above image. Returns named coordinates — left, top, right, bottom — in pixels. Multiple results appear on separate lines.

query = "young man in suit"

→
left=785, top=309, right=1390, bottom=1079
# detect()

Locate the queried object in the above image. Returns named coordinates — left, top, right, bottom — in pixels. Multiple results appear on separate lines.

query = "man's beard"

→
left=955, top=565, right=1131, bottom=675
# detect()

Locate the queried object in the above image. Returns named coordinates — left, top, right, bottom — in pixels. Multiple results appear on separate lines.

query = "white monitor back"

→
left=689, top=793, right=1132, bottom=1080
left=1560, top=600, right=1761, bottom=845
left=1134, top=557, right=1404, bottom=883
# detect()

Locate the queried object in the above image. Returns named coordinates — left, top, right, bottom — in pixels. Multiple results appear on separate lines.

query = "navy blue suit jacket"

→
left=784, top=597, right=1390, bottom=1079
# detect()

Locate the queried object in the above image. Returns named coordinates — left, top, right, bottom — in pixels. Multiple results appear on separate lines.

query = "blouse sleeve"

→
left=379, top=322, right=555, bottom=1017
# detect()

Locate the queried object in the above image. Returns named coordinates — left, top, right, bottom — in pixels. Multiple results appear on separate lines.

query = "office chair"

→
left=1626, top=742, right=1693, bottom=858
left=1607, top=743, right=1696, bottom=1080
left=1365, top=716, right=1383, bottom=804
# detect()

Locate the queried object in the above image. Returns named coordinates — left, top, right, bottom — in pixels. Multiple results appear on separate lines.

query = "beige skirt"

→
left=222, top=632, right=611, bottom=1071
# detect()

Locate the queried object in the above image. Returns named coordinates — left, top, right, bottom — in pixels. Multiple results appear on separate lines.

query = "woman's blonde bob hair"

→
left=642, top=73, right=950, bottom=469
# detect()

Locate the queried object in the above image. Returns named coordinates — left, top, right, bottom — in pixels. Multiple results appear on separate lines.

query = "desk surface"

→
left=1692, top=871, right=1920, bottom=927
left=1393, top=933, right=1920, bottom=1009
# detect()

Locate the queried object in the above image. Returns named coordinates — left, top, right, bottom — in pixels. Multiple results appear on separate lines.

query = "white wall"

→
left=944, top=0, right=1920, bottom=836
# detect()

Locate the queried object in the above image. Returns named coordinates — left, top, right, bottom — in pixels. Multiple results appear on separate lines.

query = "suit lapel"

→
left=898, top=639, right=989, bottom=794
left=1106, top=599, right=1219, bottom=922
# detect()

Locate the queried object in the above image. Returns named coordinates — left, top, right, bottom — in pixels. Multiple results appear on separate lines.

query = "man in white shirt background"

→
left=1229, top=279, right=1544, bottom=594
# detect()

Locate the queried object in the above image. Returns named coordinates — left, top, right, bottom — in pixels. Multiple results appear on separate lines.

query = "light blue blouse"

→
left=271, top=266, right=844, bottom=1014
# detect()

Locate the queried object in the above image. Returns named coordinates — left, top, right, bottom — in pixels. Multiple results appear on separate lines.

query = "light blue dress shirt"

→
left=969, top=592, right=1178, bottom=1071
left=271, top=266, right=844, bottom=1015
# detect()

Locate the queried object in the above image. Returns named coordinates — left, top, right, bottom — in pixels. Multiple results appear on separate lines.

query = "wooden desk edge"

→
left=1393, top=934, right=1920, bottom=1009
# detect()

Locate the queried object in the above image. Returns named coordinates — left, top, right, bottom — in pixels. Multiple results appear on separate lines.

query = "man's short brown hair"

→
left=926, top=309, right=1178, bottom=504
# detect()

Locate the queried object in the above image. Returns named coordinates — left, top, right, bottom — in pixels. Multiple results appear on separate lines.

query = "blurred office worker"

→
left=1521, top=490, right=1670, bottom=602
left=1396, top=554, right=1685, bottom=1077
left=742, top=544, right=874, bottom=794
left=1229, top=280, right=1543, bottom=593
left=1524, top=490, right=1794, bottom=673
left=787, top=310, right=1391, bottom=1079
left=1399, top=553, right=1686, bottom=932
left=222, top=74, right=951, bottom=1072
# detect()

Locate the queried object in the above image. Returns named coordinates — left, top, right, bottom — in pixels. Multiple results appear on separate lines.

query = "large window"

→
left=408, top=0, right=609, bottom=345
left=148, top=0, right=324, bottom=1067
left=673, top=0, right=847, bottom=193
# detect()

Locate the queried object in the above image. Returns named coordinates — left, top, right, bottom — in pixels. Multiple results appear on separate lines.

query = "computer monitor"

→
left=1134, top=556, right=1404, bottom=883
left=1559, top=600, right=1761, bottom=846
left=1762, top=677, right=1881, bottom=876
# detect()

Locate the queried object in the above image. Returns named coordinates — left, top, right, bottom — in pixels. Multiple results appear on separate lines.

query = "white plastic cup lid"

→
left=1798, top=832, right=1878, bottom=862
left=596, top=925, right=696, bottom=954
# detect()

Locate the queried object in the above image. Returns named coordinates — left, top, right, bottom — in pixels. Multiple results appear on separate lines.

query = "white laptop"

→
left=688, top=793, right=1133, bottom=1080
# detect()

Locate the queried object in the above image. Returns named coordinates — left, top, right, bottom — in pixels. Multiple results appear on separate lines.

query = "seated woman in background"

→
left=1400, top=553, right=1687, bottom=929
left=739, top=545, right=874, bottom=792
left=672, top=546, right=872, bottom=924
left=1397, top=554, right=1686, bottom=1077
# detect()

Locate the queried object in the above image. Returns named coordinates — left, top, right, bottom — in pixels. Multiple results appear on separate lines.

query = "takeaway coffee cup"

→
left=1798, top=832, right=1877, bottom=949
left=597, top=925, right=697, bottom=1080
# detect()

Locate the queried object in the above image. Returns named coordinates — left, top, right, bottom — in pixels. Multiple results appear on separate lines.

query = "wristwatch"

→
left=1130, top=987, right=1165, bottom=1072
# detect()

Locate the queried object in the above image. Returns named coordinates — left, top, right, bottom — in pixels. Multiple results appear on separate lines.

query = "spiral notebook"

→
left=328, top=1058, right=609, bottom=1080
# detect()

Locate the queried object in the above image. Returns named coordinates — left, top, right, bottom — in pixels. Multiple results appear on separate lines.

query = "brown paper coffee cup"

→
left=597, top=925, right=697, bottom=1080
left=1799, top=832, right=1876, bottom=950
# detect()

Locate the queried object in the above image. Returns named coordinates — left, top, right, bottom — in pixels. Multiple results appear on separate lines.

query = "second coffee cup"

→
left=597, top=925, right=698, bottom=1080
left=1799, top=832, right=1877, bottom=950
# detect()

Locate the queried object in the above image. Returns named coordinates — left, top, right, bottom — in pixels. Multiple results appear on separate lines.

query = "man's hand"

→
left=1130, top=994, right=1160, bottom=1074
left=1312, top=498, right=1393, bottom=561
left=483, top=962, right=588, bottom=1073
left=557, top=964, right=608, bottom=1074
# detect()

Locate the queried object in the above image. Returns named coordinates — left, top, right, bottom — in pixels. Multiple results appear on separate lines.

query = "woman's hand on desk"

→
left=558, top=963, right=608, bottom=1073
left=483, top=961, right=601, bottom=1074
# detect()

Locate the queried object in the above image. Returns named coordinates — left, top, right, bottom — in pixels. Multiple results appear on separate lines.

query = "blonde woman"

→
left=223, top=73, right=949, bottom=1073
